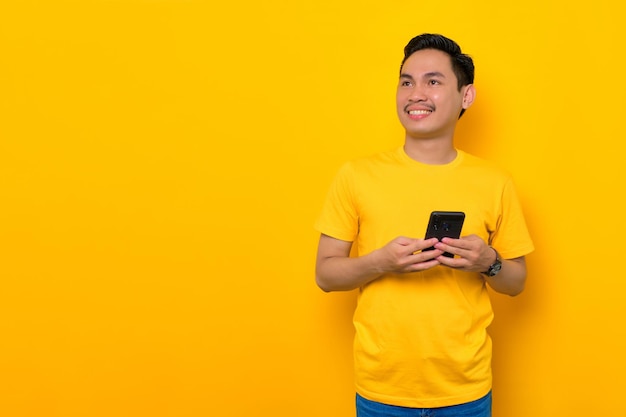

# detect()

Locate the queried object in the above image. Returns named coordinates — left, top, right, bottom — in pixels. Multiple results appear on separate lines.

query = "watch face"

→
left=490, top=263, right=502, bottom=276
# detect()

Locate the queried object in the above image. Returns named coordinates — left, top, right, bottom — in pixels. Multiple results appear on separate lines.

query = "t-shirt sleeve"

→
left=314, top=162, right=359, bottom=242
left=490, top=177, right=534, bottom=259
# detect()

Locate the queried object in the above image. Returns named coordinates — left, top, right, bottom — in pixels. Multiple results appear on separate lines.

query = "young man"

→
left=314, top=34, right=534, bottom=416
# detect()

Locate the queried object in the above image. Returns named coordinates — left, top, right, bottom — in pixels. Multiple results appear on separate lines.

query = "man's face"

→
left=396, top=48, right=473, bottom=140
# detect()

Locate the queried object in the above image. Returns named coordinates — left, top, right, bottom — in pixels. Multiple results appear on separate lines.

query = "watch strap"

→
left=482, top=246, right=502, bottom=277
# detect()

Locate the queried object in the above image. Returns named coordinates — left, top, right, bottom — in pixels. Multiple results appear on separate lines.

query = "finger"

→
left=440, top=237, right=467, bottom=248
left=434, top=241, right=458, bottom=256
left=433, top=243, right=475, bottom=266
left=418, top=237, right=440, bottom=251
left=436, top=255, right=464, bottom=268
left=436, top=240, right=474, bottom=258
left=442, top=235, right=483, bottom=249
left=394, top=236, right=414, bottom=245
left=406, top=258, right=441, bottom=272
left=410, top=247, right=443, bottom=262
left=409, top=238, right=439, bottom=255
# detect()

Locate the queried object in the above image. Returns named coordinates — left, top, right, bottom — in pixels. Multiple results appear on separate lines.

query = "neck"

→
left=403, top=137, right=457, bottom=165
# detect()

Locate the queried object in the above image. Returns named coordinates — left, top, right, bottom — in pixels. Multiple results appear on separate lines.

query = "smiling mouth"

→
left=404, top=103, right=434, bottom=115
left=408, top=109, right=432, bottom=116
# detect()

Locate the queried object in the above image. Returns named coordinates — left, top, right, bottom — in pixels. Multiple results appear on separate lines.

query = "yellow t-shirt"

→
left=315, top=147, right=534, bottom=408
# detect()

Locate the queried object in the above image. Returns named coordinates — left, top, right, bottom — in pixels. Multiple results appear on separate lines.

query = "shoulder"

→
left=459, top=151, right=513, bottom=181
left=341, top=147, right=405, bottom=173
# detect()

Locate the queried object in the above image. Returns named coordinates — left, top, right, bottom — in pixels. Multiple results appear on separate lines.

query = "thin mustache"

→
left=404, top=103, right=435, bottom=113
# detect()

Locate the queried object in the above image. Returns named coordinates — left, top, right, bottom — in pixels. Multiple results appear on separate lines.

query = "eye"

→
left=400, top=80, right=412, bottom=87
left=428, top=79, right=441, bottom=86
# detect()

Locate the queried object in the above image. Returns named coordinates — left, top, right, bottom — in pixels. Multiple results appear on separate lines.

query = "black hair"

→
left=400, top=33, right=474, bottom=91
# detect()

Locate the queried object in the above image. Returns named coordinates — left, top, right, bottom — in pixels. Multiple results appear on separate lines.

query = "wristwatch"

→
left=482, top=246, right=502, bottom=277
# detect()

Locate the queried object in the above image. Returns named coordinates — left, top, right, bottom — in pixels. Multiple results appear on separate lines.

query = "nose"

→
left=408, top=85, right=427, bottom=102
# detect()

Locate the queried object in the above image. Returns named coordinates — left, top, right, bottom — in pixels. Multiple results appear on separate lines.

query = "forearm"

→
left=315, top=234, right=441, bottom=292
left=316, top=251, right=383, bottom=292
left=483, top=257, right=527, bottom=296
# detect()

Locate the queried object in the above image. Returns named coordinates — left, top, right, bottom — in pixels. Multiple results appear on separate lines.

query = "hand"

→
left=433, top=234, right=496, bottom=272
left=371, top=236, right=443, bottom=274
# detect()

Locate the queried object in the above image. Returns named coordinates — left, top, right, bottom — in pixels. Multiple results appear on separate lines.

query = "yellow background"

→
left=1, top=1, right=624, bottom=416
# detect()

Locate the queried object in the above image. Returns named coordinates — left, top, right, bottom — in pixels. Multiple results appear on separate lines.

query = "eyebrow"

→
left=400, top=71, right=446, bottom=80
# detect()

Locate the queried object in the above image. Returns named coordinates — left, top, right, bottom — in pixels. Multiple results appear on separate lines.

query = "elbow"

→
left=318, top=285, right=333, bottom=293
left=315, top=261, right=340, bottom=292
left=315, top=274, right=334, bottom=293
left=488, top=275, right=525, bottom=297
left=507, top=277, right=526, bottom=297
left=508, top=286, right=525, bottom=297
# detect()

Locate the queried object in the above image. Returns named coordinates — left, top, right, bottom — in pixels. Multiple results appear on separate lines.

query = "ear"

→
left=461, top=84, right=476, bottom=109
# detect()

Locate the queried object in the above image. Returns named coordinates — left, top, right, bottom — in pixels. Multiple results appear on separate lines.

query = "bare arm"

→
left=435, top=235, right=527, bottom=296
left=315, top=234, right=443, bottom=292
left=482, top=256, right=526, bottom=296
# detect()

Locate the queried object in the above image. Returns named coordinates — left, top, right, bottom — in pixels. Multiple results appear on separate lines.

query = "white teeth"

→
left=409, top=110, right=431, bottom=115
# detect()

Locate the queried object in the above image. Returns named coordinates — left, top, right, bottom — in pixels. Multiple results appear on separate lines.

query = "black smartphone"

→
left=423, top=211, right=465, bottom=257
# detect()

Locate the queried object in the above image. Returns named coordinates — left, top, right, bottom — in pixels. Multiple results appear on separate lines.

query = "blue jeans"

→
left=356, top=391, right=492, bottom=417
